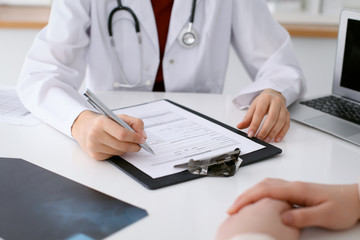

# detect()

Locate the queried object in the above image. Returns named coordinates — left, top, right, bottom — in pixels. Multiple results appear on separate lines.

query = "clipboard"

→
left=109, top=99, right=282, bottom=190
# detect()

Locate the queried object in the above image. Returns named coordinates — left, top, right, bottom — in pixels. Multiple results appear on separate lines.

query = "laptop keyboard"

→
left=300, top=95, right=360, bottom=125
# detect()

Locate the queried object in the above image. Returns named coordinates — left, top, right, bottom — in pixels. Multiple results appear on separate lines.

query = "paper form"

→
left=114, top=100, right=264, bottom=178
left=0, top=86, right=40, bottom=126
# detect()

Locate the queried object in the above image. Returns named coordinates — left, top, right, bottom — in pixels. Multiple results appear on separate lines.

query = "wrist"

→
left=262, top=88, right=286, bottom=104
left=71, top=110, right=98, bottom=140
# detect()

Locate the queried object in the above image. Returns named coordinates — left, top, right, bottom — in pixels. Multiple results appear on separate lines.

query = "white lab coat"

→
left=18, top=0, right=305, bottom=138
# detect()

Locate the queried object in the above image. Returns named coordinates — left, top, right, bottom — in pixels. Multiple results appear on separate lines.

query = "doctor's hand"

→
left=216, top=198, right=299, bottom=240
left=227, top=178, right=360, bottom=231
left=71, top=110, right=147, bottom=160
left=237, top=89, right=289, bottom=143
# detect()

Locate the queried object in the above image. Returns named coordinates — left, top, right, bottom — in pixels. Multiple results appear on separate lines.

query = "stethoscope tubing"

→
left=190, top=0, right=197, bottom=23
left=108, top=6, right=140, bottom=36
left=108, top=0, right=198, bottom=88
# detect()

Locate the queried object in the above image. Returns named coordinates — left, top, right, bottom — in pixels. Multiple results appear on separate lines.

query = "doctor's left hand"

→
left=237, top=89, right=290, bottom=143
left=71, top=110, right=147, bottom=160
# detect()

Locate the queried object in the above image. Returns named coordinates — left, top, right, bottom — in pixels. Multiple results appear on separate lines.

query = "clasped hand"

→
left=216, top=178, right=360, bottom=240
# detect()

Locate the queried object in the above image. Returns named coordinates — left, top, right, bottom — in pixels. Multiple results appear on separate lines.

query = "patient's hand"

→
left=228, top=178, right=360, bottom=230
left=216, top=198, right=299, bottom=240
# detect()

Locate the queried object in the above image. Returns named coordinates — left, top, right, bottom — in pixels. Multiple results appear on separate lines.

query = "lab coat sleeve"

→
left=231, top=0, right=306, bottom=109
left=17, top=0, right=93, bottom=138
left=228, top=233, right=276, bottom=240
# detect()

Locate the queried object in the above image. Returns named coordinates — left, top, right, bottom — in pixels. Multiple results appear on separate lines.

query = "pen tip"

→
left=141, top=144, right=155, bottom=155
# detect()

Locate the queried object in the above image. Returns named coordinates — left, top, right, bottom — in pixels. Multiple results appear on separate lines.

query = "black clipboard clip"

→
left=173, top=148, right=242, bottom=177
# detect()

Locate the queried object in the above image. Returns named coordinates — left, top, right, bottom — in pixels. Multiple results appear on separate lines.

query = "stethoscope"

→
left=108, top=0, right=198, bottom=88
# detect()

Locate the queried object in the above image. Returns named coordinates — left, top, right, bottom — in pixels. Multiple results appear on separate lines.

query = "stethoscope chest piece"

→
left=178, top=23, right=198, bottom=48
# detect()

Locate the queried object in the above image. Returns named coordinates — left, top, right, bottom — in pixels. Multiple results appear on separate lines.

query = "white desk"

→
left=1, top=91, right=360, bottom=240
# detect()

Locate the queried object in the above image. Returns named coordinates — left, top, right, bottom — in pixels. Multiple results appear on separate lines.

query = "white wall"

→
left=292, top=37, right=337, bottom=97
left=0, top=0, right=51, bottom=6
left=0, top=28, right=337, bottom=99
left=0, top=29, right=39, bottom=86
left=224, top=37, right=337, bottom=98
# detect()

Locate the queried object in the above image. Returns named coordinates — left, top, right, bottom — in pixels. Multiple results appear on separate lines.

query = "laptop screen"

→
left=340, top=19, right=360, bottom=92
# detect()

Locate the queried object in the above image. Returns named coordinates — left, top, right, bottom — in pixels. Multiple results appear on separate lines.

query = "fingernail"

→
left=248, top=130, right=255, bottom=138
left=275, top=137, right=282, bottom=142
left=282, top=212, right=293, bottom=225
left=140, top=138, right=146, bottom=144
left=265, top=137, right=271, bottom=142
left=227, top=206, right=235, bottom=215
left=142, top=130, right=147, bottom=138
left=227, top=200, right=242, bottom=215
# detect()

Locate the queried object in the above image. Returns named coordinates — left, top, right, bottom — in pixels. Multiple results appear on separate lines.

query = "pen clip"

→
left=84, top=89, right=115, bottom=119
left=87, top=98, right=102, bottom=114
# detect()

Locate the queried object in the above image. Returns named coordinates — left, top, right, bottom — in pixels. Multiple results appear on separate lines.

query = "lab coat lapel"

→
left=123, top=0, right=159, bottom=53
left=166, top=0, right=202, bottom=52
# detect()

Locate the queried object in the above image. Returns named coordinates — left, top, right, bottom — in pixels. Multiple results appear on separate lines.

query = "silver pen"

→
left=84, top=89, right=155, bottom=155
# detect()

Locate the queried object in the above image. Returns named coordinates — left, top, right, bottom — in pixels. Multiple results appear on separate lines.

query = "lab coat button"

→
left=169, top=59, right=175, bottom=64
left=145, top=80, right=152, bottom=86
left=145, top=66, right=151, bottom=71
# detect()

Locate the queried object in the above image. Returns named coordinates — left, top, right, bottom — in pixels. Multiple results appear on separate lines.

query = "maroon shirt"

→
left=151, top=0, right=174, bottom=92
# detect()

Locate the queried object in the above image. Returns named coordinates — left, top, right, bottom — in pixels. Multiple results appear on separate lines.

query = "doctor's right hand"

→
left=71, top=110, right=147, bottom=160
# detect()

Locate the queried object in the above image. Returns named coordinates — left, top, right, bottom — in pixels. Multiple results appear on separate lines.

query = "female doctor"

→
left=18, top=0, right=305, bottom=160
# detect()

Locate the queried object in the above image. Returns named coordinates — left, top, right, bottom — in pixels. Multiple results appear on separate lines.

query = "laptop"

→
left=289, top=10, right=360, bottom=146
